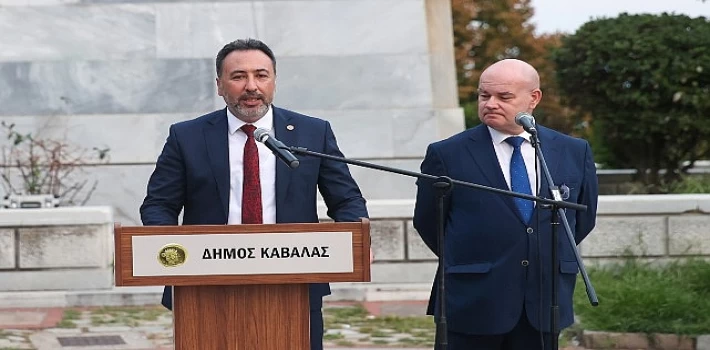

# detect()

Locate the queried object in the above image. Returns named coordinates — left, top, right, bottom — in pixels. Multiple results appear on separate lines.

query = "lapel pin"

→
left=286, top=124, right=295, bottom=131
left=560, top=184, right=570, bottom=200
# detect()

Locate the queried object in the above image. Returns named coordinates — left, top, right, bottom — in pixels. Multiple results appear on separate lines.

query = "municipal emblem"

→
left=158, top=244, right=187, bottom=267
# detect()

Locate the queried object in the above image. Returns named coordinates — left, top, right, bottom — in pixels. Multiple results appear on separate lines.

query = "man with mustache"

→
left=413, top=59, right=598, bottom=349
left=140, top=38, right=369, bottom=350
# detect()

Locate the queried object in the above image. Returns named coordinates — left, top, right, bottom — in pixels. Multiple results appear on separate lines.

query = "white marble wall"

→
left=0, top=0, right=464, bottom=225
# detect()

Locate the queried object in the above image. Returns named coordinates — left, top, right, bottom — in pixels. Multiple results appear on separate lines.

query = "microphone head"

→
left=253, top=128, right=270, bottom=142
left=515, top=112, right=535, bottom=126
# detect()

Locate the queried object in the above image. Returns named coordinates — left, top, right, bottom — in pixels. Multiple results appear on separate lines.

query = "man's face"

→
left=217, top=50, right=276, bottom=123
left=477, top=69, right=540, bottom=135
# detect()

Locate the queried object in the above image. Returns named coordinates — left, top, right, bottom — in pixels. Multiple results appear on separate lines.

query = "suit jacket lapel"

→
left=203, top=109, right=230, bottom=221
left=273, top=107, right=295, bottom=217
left=465, top=126, right=520, bottom=216
left=534, top=127, right=561, bottom=200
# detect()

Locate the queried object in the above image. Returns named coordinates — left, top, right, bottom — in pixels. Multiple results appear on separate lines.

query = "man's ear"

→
left=529, top=88, right=542, bottom=109
left=216, top=77, right=224, bottom=97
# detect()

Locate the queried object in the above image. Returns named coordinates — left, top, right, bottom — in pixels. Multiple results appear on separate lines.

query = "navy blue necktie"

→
left=505, top=136, right=533, bottom=223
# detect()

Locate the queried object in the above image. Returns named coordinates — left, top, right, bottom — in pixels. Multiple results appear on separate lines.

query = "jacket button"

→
left=526, top=227, right=534, bottom=234
left=521, top=260, right=529, bottom=266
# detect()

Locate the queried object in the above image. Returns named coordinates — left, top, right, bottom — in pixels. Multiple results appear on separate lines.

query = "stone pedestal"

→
left=0, top=206, right=114, bottom=291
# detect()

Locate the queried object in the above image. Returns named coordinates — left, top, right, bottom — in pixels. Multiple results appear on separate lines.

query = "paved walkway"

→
left=0, top=286, right=588, bottom=350
left=0, top=301, right=433, bottom=350
left=0, top=302, right=590, bottom=350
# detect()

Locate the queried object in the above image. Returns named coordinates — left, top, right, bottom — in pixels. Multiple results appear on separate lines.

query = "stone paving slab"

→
left=0, top=308, right=63, bottom=329
left=361, top=300, right=428, bottom=317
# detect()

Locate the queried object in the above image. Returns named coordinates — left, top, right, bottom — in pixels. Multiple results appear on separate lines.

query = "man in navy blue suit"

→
left=413, top=59, right=598, bottom=349
left=140, top=38, right=368, bottom=350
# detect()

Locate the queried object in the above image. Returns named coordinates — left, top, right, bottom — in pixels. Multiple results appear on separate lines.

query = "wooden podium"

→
left=114, top=219, right=371, bottom=350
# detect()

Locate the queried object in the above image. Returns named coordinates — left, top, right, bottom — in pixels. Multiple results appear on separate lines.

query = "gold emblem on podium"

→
left=158, top=244, right=187, bottom=267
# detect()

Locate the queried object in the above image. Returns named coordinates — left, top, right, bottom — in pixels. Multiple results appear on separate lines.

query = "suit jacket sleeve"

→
left=574, top=141, right=598, bottom=244
left=412, top=143, right=449, bottom=255
left=317, top=121, right=368, bottom=222
left=140, top=124, right=186, bottom=226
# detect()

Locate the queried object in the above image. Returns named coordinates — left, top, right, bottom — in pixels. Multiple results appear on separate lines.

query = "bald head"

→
left=480, top=59, right=540, bottom=90
left=476, top=59, right=543, bottom=135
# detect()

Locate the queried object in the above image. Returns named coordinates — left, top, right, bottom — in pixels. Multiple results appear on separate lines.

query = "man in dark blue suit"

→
left=413, top=59, right=598, bottom=349
left=140, top=38, right=368, bottom=350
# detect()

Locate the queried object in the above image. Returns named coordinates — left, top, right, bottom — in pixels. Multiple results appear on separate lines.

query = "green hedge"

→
left=573, top=259, right=710, bottom=335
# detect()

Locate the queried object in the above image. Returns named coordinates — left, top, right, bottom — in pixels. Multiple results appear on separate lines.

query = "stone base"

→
left=583, top=330, right=696, bottom=350
left=0, top=269, right=113, bottom=291
left=0, top=206, right=114, bottom=292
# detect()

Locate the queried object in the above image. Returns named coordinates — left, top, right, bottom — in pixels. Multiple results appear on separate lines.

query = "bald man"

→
left=413, top=59, right=598, bottom=349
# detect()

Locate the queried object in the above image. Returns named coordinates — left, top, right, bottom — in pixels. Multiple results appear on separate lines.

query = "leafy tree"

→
left=451, top=0, right=576, bottom=133
left=552, top=13, right=710, bottom=192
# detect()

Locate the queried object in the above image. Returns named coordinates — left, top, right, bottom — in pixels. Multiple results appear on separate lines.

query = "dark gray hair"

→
left=216, top=38, right=276, bottom=77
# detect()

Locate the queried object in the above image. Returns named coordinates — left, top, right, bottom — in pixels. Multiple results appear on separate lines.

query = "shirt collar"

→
left=487, top=126, right=532, bottom=145
left=227, top=106, right=274, bottom=135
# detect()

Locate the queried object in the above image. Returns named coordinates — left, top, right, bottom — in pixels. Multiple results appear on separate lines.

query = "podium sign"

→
left=132, top=231, right=354, bottom=277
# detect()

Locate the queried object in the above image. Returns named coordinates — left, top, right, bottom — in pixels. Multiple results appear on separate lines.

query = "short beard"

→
left=234, top=103, right=270, bottom=121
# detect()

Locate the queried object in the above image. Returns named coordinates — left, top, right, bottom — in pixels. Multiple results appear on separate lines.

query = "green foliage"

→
left=574, top=259, right=710, bottom=335
left=661, top=174, right=710, bottom=193
left=462, top=101, right=482, bottom=129
left=552, top=13, right=710, bottom=192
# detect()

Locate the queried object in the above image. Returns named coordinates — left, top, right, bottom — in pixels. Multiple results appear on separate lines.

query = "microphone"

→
left=253, top=128, right=300, bottom=169
left=515, top=112, right=537, bottom=135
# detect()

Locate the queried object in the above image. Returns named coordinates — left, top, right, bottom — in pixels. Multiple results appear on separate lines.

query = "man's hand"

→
left=370, top=248, right=374, bottom=263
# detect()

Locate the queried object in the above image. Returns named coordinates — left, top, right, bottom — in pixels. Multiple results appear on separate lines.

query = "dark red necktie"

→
left=240, top=124, right=262, bottom=224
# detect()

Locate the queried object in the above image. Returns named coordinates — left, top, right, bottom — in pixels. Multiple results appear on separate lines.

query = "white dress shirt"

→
left=488, top=126, right=539, bottom=198
left=226, top=107, right=277, bottom=224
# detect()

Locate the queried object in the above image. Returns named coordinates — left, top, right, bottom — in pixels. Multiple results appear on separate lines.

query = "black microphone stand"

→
left=282, top=145, right=587, bottom=350
left=433, top=176, right=452, bottom=349
left=528, top=132, right=599, bottom=350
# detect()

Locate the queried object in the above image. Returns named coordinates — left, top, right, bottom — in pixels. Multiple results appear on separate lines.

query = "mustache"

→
left=239, top=93, right=264, bottom=101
